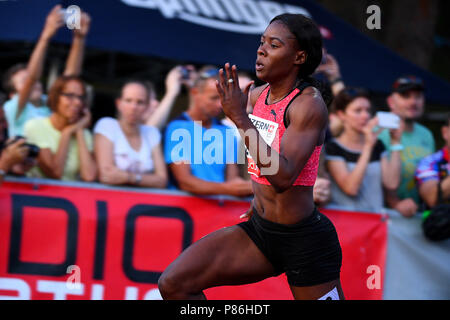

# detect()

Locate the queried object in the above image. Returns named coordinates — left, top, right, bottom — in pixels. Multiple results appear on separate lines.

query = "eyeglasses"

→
left=60, top=92, right=87, bottom=102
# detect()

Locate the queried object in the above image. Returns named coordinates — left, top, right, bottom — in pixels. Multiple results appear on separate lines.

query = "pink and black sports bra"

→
left=247, top=83, right=322, bottom=187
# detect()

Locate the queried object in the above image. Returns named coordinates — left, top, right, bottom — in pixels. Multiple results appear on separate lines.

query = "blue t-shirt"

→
left=164, top=112, right=238, bottom=186
left=415, top=147, right=449, bottom=186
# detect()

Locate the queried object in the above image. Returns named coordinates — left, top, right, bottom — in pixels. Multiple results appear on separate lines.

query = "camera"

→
left=3, top=136, right=40, bottom=159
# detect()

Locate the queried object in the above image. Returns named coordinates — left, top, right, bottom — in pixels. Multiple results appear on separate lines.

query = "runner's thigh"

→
left=163, top=225, right=277, bottom=291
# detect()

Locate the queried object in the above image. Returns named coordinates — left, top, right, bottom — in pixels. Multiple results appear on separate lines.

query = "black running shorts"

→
left=238, top=207, right=342, bottom=287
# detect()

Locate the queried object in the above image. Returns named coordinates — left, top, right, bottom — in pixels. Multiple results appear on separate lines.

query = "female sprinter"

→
left=158, top=13, right=344, bottom=300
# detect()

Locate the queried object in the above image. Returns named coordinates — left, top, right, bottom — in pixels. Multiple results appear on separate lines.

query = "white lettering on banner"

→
left=232, top=0, right=267, bottom=30
left=121, top=0, right=311, bottom=34
left=0, top=277, right=163, bottom=300
left=143, top=288, right=163, bottom=300
left=121, top=0, right=158, bottom=9
left=37, top=280, right=84, bottom=300
left=0, top=277, right=31, bottom=300
left=179, top=0, right=198, bottom=15
left=91, top=284, right=104, bottom=300
left=220, top=0, right=244, bottom=23
left=283, top=4, right=310, bottom=16
left=125, top=286, right=139, bottom=300
left=258, top=1, right=285, bottom=20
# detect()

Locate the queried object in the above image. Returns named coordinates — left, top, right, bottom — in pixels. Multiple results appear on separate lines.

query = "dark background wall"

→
left=317, top=0, right=449, bottom=82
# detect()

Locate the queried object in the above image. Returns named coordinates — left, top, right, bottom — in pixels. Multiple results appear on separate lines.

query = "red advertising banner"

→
left=0, top=180, right=387, bottom=300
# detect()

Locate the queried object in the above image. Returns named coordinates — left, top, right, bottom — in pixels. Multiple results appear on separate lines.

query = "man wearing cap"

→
left=379, top=76, right=435, bottom=217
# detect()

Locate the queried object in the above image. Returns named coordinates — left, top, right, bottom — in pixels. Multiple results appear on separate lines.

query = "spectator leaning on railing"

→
left=164, top=66, right=253, bottom=197
left=2, top=5, right=90, bottom=137
left=0, top=107, right=35, bottom=184
left=324, top=87, right=402, bottom=212
left=415, top=113, right=450, bottom=208
left=94, top=80, right=167, bottom=188
left=23, top=75, right=97, bottom=182
left=378, top=76, right=435, bottom=217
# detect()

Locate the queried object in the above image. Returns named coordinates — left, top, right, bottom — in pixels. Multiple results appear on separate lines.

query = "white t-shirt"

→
left=94, top=117, right=161, bottom=174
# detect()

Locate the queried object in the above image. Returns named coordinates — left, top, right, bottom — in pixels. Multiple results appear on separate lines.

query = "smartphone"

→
left=376, top=112, right=400, bottom=129
left=59, top=9, right=69, bottom=23
left=180, top=67, right=190, bottom=80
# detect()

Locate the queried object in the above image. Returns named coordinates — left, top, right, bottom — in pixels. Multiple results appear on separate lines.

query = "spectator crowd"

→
left=1, top=5, right=449, bottom=218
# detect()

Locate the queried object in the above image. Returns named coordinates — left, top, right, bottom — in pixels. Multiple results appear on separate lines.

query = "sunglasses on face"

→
left=60, top=92, right=87, bottom=102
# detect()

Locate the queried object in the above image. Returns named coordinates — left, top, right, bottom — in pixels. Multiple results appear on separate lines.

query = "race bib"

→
left=247, top=114, right=279, bottom=177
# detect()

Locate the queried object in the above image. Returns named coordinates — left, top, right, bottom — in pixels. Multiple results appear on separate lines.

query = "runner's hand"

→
left=240, top=199, right=255, bottom=220
left=216, top=63, right=253, bottom=123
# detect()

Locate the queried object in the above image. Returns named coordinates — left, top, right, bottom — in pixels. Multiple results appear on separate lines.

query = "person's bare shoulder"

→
left=287, top=86, right=328, bottom=131
left=249, top=84, right=268, bottom=107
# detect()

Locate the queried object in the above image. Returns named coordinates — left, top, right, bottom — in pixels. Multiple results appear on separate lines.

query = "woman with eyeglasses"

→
left=159, top=14, right=345, bottom=300
left=24, top=75, right=97, bottom=181
left=93, top=80, right=167, bottom=188
left=324, top=88, right=402, bottom=212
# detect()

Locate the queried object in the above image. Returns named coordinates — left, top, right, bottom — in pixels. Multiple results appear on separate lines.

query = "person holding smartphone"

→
left=142, top=65, right=195, bottom=131
left=23, top=75, right=97, bottom=181
left=378, top=76, right=435, bottom=217
left=324, top=87, right=402, bottom=212
left=2, top=5, right=91, bottom=138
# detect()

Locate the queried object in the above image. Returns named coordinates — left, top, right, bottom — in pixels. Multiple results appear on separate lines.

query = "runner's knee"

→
left=158, top=270, right=181, bottom=299
left=158, top=269, right=202, bottom=299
